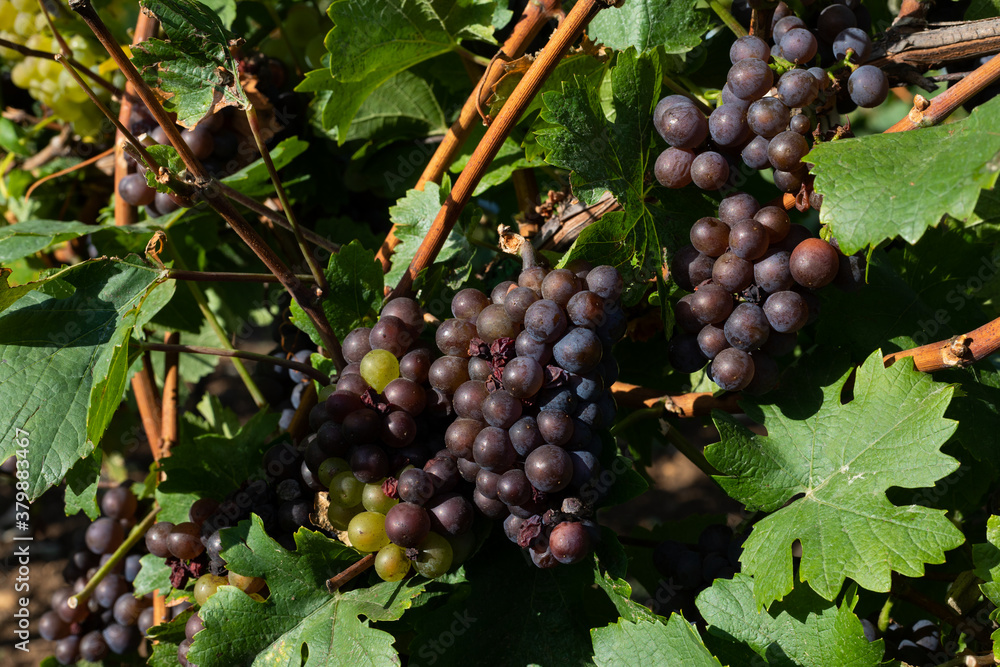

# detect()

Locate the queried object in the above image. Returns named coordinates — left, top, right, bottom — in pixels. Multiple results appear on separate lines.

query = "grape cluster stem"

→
left=390, top=0, right=609, bottom=298
left=325, top=554, right=376, bottom=593
left=68, top=505, right=161, bottom=610
left=69, top=0, right=346, bottom=371
left=375, top=0, right=563, bottom=273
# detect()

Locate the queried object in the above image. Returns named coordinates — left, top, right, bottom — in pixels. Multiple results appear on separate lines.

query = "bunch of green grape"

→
left=0, top=0, right=109, bottom=135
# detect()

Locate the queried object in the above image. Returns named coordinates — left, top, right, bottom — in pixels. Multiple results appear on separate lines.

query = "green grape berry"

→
left=375, top=543, right=411, bottom=582
left=347, top=511, right=390, bottom=553
left=193, top=573, right=229, bottom=605
left=362, top=480, right=399, bottom=514
left=413, top=532, right=453, bottom=578
left=360, top=349, right=400, bottom=393
left=326, top=502, right=362, bottom=531
left=330, top=470, right=364, bottom=508
left=318, top=457, right=350, bottom=488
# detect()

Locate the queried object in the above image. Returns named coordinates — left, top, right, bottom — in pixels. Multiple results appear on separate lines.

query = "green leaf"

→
left=705, top=351, right=964, bottom=607
left=697, top=575, right=885, bottom=666
left=133, top=0, right=248, bottom=127
left=311, top=70, right=448, bottom=147
left=589, top=0, right=713, bottom=53
left=188, top=516, right=426, bottom=666
left=134, top=552, right=174, bottom=597
left=315, top=0, right=499, bottom=136
left=147, top=608, right=190, bottom=667
left=810, top=97, right=1000, bottom=254
left=450, top=137, right=546, bottom=196
left=0, top=117, right=34, bottom=156
left=290, top=240, right=384, bottom=347
left=385, top=182, right=466, bottom=287
left=326, top=0, right=497, bottom=83
left=966, top=0, right=1000, bottom=19
left=535, top=48, right=710, bottom=307
left=487, top=50, right=609, bottom=121
left=411, top=537, right=597, bottom=667
left=0, top=219, right=157, bottom=265
left=973, top=515, right=1000, bottom=640
left=157, top=410, right=279, bottom=501
left=0, top=257, right=169, bottom=501
left=220, top=137, right=309, bottom=198
left=0, top=267, right=40, bottom=314
left=592, top=614, right=722, bottom=667
left=595, top=557, right=663, bottom=624
left=63, top=448, right=103, bottom=519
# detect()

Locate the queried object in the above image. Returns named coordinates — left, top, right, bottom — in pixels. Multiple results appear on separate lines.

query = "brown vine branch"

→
left=375, top=0, right=562, bottom=272
left=69, top=0, right=345, bottom=372
left=131, top=352, right=163, bottom=460
left=137, top=341, right=331, bottom=385
left=216, top=183, right=340, bottom=255
left=166, top=269, right=316, bottom=283
left=886, top=53, right=1000, bottom=132
left=390, top=0, right=607, bottom=298
left=114, top=11, right=158, bottom=227
left=160, top=331, right=180, bottom=459
left=871, top=17, right=1000, bottom=70
left=325, top=554, right=375, bottom=593
left=0, top=37, right=125, bottom=100
left=614, top=315, right=1000, bottom=416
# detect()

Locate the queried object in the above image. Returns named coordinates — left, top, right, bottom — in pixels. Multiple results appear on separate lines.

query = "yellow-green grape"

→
left=359, top=349, right=399, bottom=393
left=11, top=0, right=34, bottom=12
left=375, top=543, right=411, bottom=582
left=193, top=574, right=229, bottom=605
left=318, top=457, right=350, bottom=488
left=326, top=502, right=362, bottom=531
left=362, top=480, right=398, bottom=514
left=329, top=470, right=364, bottom=508
left=347, top=511, right=390, bottom=553
left=227, top=571, right=265, bottom=594
left=413, top=532, right=453, bottom=579
left=317, top=383, right=337, bottom=402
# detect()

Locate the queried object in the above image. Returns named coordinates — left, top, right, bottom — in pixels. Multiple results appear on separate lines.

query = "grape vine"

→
left=2, top=0, right=1000, bottom=666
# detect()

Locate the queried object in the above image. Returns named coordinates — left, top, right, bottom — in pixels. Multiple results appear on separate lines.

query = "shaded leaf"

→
left=592, top=614, right=721, bottom=667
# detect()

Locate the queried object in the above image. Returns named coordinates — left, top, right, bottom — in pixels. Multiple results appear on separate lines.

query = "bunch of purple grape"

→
left=41, top=485, right=151, bottom=664
left=433, top=253, right=624, bottom=569
left=668, top=191, right=863, bottom=392
left=653, top=1, right=887, bottom=195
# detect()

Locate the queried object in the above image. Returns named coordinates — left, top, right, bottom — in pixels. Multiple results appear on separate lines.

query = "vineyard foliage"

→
left=1, top=0, right=1000, bottom=665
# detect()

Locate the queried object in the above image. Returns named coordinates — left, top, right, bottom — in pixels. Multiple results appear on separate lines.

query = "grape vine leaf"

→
left=588, top=0, right=713, bottom=53
left=188, top=516, right=427, bottom=666
left=309, top=69, right=448, bottom=148
left=147, top=608, right=190, bottom=667
left=0, top=257, right=171, bottom=501
left=156, top=410, right=280, bottom=507
left=0, top=219, right=154, bottom=264
left=410, top=533, right=600, bottom=666
left=385, top=181, right=467, bottom=287
left=133, top=0, right=248, bottom=127
left=63, top=448, right=103, bottom=519
left=0, top=267, right=37, bottom=314
left=592, top=614, right=721, bottom=667
left=220, top=137, right=309, bottom=198
left=290, top=240, right=383, bottom=346
left=705, top=351, right=964, bottom=607
left=809, top=96, right=1000, bottom=255
left=536, top=48, right=702, bottom=307
left=696, top=575, right=884, bottom=666
left=966, top=0, right=1000, bottom=20
left=973, top=515, right=1000, bottom=640
left=314, top=0, right=499, bottom=136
